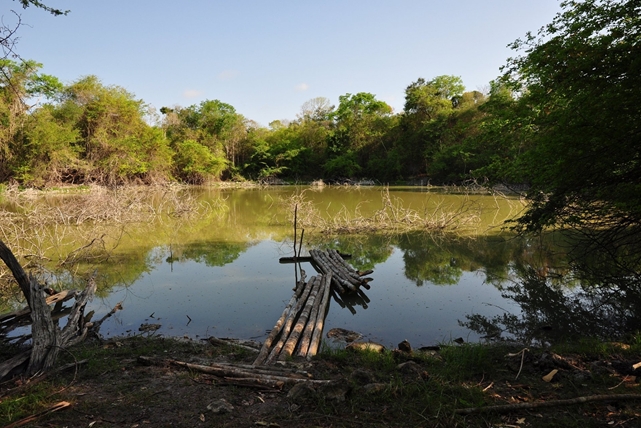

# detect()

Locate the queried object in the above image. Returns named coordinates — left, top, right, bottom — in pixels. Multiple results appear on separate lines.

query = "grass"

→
left=284, top=186, right=484, bottom=235
left=1, top=335, right=640, bottom=427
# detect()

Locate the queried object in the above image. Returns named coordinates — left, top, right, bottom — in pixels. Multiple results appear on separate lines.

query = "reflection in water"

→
left=2, top=187, right=639, bottom=347
left=462, top=232, right=641, bottom=345
left=330, top=287, right=371, bottom=315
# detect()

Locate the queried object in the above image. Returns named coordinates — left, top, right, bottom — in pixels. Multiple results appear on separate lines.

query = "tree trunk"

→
left=0, top=239, right=98, bottom=380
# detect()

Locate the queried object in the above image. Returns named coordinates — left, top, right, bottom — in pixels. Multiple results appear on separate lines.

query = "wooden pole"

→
left=311, top=250, right=356, bottom=292
left=298, top=228, right=304, bottom=258
left=293, top=204, right=298, bottom=259
left=254, top=292, right=300, bottom=365
left=297, top=274, right=328, bottom=357
left=265, top=276, right=316, bottom=364
left=279, top=276, right=322, bottom=360
left=306, top=272, right=333, bottom=358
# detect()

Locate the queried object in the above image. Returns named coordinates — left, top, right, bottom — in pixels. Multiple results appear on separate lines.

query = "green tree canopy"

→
left=498, top=0, right=641, bottom=234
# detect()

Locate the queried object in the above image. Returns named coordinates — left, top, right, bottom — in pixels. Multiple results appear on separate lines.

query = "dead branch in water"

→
left=282, top=187, right=484, bottom=234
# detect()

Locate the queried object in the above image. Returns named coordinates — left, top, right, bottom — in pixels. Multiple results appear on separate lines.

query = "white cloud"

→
left=218, top=70, right=239, bottom=80
left=295, top=83, right=309, bottom=92
left=183, top=89, right=202, bottom=99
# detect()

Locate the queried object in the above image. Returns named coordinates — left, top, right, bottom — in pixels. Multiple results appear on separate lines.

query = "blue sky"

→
left=9, top=0, right=562, bottom=127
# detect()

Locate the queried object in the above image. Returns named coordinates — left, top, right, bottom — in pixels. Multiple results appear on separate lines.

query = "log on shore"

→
left=279, top=276, right=323, bottom=360
left=140, top=357, right=334, bottom=389
left=303, top=273, right=332, bottom=358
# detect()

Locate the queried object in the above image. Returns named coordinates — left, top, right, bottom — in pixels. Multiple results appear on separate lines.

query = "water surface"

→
left=4, top=186, right=636, bottom=347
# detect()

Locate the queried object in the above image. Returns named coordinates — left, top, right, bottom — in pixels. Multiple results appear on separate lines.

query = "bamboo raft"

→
left=255, top=249, right=373, bottom=365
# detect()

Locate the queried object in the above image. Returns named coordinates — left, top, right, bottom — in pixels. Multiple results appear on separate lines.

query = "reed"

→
left=0, top=186, right=212, bottom=281
left=284, top=186, right=484, bottom=234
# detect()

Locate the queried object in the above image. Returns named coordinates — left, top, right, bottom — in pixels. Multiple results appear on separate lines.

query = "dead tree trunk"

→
left=0, top=239, right=98, bottom=379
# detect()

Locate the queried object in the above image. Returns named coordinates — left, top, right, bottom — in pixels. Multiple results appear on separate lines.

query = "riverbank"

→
left=2, top=335, right=640, bottom=427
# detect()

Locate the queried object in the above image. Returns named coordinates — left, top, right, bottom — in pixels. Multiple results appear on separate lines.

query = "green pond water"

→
left=3, top=186, right=636, bottom=347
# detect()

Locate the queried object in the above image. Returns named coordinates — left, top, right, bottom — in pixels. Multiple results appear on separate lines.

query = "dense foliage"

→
left=0, top=65, right=491, bottom=185
left=1, top=1, right=639, bottom=237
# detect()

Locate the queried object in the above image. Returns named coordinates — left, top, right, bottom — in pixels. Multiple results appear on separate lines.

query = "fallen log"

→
left=320, top=250, right=361, bottom=289
left=208, top=337, right=260, bottom=353
left=254, top=287, right=301, bottom=365
left=310, top=250, right=354, bottom=293
left=0, top=290, right=77, bottom=325
left=297, top=275, right=327, bottom=357
left=254, top=270, right=305, bottom=365
left=455, top=393, right=641, bottom=414
left=327, top=249, right=364, bottom=282
left=4, top=401, right=71, bottom=428
left=146, top=358, right=334, bottom=389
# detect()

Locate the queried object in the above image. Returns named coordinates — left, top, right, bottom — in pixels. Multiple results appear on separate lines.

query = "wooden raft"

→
left=255, top=249, right=374, bottom=365
left=309, top=249, right=373, bottom=294
left=254, top=271, right=333, bottom=365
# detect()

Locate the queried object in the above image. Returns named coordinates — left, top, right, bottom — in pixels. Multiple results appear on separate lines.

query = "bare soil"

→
left=2, top=336, right=641, bottom=427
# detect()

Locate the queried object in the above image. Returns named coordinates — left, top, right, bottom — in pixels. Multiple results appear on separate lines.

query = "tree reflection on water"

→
left=461, top=231, right=641, bottom=345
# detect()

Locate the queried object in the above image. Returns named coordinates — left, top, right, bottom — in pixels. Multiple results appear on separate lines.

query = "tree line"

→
left=1, top=0, right=640, bottom=240
left=0, top=65, right=493, bottom=186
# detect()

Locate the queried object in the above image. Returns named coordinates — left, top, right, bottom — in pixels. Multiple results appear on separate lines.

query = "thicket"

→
left=0, top=59, right=497, bottom=187
left=1, top=1, right=639, bottom=241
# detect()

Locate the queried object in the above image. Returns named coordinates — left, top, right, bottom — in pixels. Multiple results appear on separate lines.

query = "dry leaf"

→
left=632, top=361, right=641, bottom=370
left=607, top=342, right=630, bottom=350
left=516, top=417, right=526, bottom=424
left=199, top=414, right=205, bottom=422
left=542, top=369, right=558, bottom=382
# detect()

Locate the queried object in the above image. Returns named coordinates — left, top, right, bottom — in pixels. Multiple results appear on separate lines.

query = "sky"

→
left=7, top=0, right=563, bottom=127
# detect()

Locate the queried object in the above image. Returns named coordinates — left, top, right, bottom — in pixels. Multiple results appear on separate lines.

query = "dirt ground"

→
left=2, top=336, right=641, bottom=428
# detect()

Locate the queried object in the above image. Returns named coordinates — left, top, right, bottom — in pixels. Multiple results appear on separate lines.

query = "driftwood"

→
left=138, top=356, right=332, bottom=390
left=311, top=249, right=354, bottom=292
left=207, top=336, right=260, bottom=353
left=455, top=394, right=641, bottom=414
left=4, top=401, right=71, bottom=428
left=0, top=290, right=77, bottom=325
left=0, top=239, right=101, bottom=380
left=253, top=272, right=306, bottom=365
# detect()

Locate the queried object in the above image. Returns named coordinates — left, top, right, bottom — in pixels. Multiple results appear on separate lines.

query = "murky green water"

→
left=3, top=186, right=638, bottom=347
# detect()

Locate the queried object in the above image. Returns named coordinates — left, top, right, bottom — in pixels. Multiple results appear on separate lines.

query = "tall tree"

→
left=57, top=75, right=172, bottom=185
left=485, top=0, right=641, bottom=281
left=327, top=92, right=392, bottom=177
left=0, top=59, right=62, bottom=180
left=398, top=75, right=466, bottom=177
left=498, top=0, right=641, bottom=234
